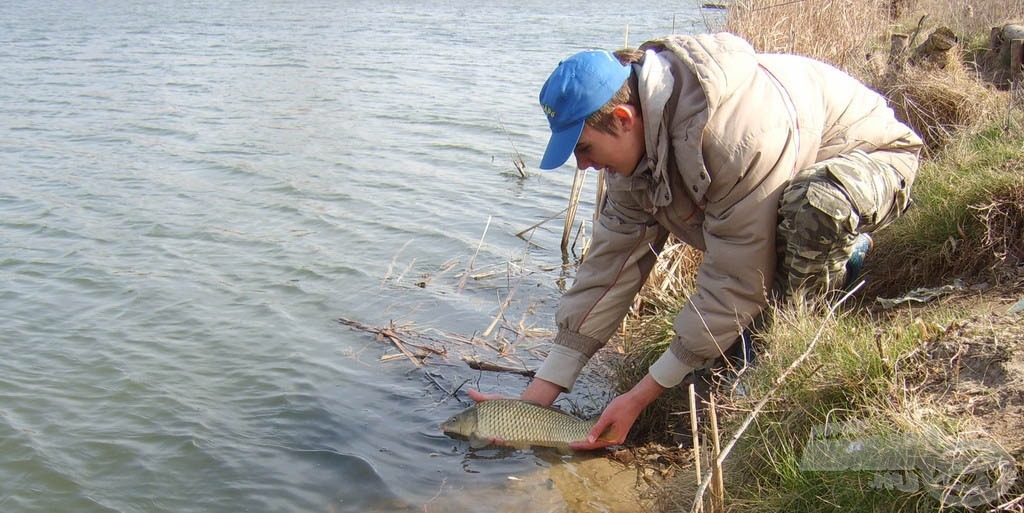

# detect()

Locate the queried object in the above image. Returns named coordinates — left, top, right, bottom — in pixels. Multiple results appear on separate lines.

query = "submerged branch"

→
left=460, top=355, right=535, bottom=377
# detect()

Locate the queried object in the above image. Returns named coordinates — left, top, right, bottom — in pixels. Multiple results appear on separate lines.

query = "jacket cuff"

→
left=649, top=349, right=697, bottom=389
left=553, top=329, right=604, bottom=358
left=535, top=345, right=590, bottom=392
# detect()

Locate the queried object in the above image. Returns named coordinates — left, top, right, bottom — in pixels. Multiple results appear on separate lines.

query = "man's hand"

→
left=570, top=373, right=666, bottom=450
left=467, top=377, right=564, bottom=406
left=466, top=389, right=507, bottom=403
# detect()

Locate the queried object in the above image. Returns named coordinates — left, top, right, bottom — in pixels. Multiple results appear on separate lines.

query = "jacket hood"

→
left=637, top=33, right=760, bottom=207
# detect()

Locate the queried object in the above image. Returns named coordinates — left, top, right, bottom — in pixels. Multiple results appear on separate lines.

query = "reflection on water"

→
left=0, top=0, right=701, bottom=511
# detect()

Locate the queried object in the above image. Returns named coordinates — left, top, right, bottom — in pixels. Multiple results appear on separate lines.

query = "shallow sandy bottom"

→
left=414, top=453, right=653, bottom=513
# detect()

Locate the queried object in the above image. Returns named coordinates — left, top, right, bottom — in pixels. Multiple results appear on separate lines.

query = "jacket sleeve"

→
left=535, top=181, right=668, bottom=391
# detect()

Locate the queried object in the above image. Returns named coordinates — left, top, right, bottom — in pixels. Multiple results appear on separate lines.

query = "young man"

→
left=471, top=33, right=922, bottom=449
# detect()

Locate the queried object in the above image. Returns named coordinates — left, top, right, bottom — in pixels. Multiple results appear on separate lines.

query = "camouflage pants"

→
left=774, top=150, right=913, bottom=303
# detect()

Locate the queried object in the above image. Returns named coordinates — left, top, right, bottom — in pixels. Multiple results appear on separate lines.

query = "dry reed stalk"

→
left=562, top=168, right=587, bottom=258
left=708, top=393, right=725, bottom=513
left=725, top=0, right=890, bottom=76
left=338, top=318, right=440, bottom=367
left=396, top=260, right=417, bottom=284
left=381, top=331, right=424, bottom=367
left=689, top=383, right=704, bottom=513
left=498, top=117, right=526, bottom=178
left=482, top=266, right=523, bottom=338
left=460, top=355, right=535, bottom=377
left=457, top=216, right=491, bottom=293
left=339, top=317, right=555, bottom=377
left=381, top=239, right=415, bottom=288
left=516, top=207, right=568, bottom=239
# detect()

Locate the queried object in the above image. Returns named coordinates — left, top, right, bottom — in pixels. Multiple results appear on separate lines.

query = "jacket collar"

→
left=636, top=51, right=676, bottom=208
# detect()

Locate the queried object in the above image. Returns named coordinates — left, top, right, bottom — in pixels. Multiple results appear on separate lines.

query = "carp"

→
left=441, top=399, right=611, bottom=451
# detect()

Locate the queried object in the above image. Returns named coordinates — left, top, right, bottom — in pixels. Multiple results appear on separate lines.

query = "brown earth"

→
left=910, top=290, right=1024, bottom=458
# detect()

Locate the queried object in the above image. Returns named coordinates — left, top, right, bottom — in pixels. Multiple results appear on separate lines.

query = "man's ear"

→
left=611, top=104, right=639, bottom=131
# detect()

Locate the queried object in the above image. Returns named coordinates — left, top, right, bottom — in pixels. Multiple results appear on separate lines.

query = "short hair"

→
left=585, top=48, right=644, bottom=135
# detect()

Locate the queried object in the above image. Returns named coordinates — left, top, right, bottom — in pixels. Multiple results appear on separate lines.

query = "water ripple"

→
left=0, top=0, right=700, bottom=511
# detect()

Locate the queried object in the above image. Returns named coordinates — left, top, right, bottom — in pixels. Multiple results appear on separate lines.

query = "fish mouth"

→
left=439, top=422, right=463, bottom=438
left=441, top=429, right=469, bottom=442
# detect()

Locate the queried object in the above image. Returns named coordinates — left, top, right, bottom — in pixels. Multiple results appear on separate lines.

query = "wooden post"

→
left=1011, top=39, right=1023, bottom=82
left=1002, top=25, right=1024, bottom=66
left=888, top=33, right=908, bottom=75
left=991, top=26, right=1004, bottom=52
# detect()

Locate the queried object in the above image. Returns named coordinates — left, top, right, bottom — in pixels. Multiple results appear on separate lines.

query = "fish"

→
left=440, top=399, right=611, bottom=451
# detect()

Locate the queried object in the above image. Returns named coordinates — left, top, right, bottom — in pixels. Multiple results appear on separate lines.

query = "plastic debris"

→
left=876, top=279, right=964, bottom=310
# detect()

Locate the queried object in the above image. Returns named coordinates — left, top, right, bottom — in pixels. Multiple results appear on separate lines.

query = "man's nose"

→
left=575, top=154, right=593, bottom=171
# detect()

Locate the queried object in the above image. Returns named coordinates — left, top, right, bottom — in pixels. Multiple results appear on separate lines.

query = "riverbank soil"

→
left=909, top=290, right=1024, bottom=457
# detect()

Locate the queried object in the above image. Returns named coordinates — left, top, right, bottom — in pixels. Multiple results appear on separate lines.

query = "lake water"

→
left=0, top=1, right=713, bottom=511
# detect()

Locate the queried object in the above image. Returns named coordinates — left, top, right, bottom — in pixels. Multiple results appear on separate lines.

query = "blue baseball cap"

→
left=538, top=50, right=631, bottom=170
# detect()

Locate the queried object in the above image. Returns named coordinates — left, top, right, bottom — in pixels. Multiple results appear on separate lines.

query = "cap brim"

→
left=539, top=120, right=585, bottom=170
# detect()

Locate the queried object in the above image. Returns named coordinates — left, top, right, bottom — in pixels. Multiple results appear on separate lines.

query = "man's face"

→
left=572, top=105, right=645, bottom=177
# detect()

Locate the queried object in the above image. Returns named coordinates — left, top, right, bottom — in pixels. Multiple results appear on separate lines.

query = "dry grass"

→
left=724, top=0, right=892, bottom=76
left=973, top=184, right=1024, bottom=273
left=901, top=0, right=1024, bottom=37
left=876, top=61, right=1005, bottom=149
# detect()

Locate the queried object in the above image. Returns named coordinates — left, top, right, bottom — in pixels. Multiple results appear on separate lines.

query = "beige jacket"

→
left=536, top=33, right=922, bottom=390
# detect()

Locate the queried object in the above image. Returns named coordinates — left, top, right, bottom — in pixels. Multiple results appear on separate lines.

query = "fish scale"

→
left=441, top=399, right=601, bottom=450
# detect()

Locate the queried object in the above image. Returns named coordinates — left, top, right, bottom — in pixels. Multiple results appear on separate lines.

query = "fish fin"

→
left=469, top=435, right=491, bottom=449
left=509, top=399, right=583, bottom=419
left=510, top=442, right=532, bottom=452
left=596, top=426, right=620, bottom=445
